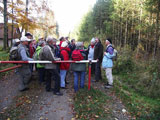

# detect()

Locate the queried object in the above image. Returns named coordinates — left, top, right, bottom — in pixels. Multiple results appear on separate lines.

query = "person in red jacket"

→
left=60, top=41, right=71, bottom=89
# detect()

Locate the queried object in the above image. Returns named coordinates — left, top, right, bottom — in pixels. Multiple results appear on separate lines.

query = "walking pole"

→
left=0, top=64, right=22, bottom=73
left=88, top=60, right=92, bottom=90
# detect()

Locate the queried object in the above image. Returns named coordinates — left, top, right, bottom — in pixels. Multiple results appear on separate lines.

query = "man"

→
left=18, top=36, right=33, bottom=91
left=25, top=32, right=33, bottom=39
left=36, top=41, right=46, bottom=85
left=39, top=36, right=63, bottom=96
left=69, top=39, right=76, bottom=58
left=87, top=38, right=96, bottom=74
left=94, top=37, right=103, bottom=82
left=102, top=38, right=114, bottom=89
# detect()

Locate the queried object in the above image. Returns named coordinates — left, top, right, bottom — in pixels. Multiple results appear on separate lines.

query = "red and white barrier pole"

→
left=0, top=60, right=97, bottom=90
left=0, top=65, right=22, bottom=73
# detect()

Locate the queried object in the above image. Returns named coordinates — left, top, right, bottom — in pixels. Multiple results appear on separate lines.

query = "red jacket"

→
left=60, top=47, right=70, bottom=70
left=29, top=43, right=35, bottom=58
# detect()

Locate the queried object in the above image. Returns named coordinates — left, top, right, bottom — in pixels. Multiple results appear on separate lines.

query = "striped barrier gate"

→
left=0, top=60, right=97, bottom=90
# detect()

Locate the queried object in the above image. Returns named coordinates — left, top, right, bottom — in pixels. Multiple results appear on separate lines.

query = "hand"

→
left=104, top=52, right=107, bottom=55
left=97, top=59, right=99, bottom=62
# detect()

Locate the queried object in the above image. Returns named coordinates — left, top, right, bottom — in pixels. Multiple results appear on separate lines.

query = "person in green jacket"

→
left=36, top=41, right=46, bottom=84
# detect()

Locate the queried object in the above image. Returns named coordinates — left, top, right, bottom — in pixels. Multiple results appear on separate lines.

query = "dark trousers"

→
left=95, top=61, right=102, bottom=81
left=45, top=69, right=60, bottom=93
left=38, top=68, right=45, bottom=83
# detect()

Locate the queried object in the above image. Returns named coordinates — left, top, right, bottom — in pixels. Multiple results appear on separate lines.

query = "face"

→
left=23, top=41, right=29, bottom=45
left=72, top=40, right=75, bottom=45
left=26, top=35, right=32, bottom=39
left=53, top=41, right=56, bottom=45
left=95, top=38, right=99, bottom=43
left=105, top=40, right=110, bottom=46
left=91, top=42, right=94, bottom=46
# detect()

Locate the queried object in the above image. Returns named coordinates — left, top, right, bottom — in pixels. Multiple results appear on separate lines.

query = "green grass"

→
left=0, top=50, right=14, bottom=77
left=74, top=86, right=113, bottom=120
left=113, top=73, right=160, bottom=120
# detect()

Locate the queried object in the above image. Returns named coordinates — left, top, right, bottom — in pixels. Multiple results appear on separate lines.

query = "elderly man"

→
left=39, top=37, right=63, bottom=96
left=18, top=36, right=33, bottom=91
left=94, top=37, right=103, bottom=82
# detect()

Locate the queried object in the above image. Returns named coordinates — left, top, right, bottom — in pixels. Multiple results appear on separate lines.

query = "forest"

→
left=77, top=0, right=160, bottom=119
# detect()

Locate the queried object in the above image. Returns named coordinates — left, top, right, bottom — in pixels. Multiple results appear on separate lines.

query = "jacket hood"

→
left=60, top=47, right=70, bottom=52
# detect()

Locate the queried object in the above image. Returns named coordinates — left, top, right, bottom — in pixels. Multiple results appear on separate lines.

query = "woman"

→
left=71, top=42, right=87, bottom=92
left=60, top=41, right=70, bottom=89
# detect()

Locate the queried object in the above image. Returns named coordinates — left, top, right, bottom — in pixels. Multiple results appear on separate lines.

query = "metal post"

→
left=88, top=60, right=92, bottom=90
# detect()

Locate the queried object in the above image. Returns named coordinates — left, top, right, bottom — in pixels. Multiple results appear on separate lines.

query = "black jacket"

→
left=94, top=41, right=103, bottom=62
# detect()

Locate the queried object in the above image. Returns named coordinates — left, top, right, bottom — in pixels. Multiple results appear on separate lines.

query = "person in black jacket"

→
left=94, top=37, right=103, bottom=82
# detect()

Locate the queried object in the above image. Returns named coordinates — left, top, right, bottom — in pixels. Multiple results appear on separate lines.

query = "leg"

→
left=38, top=68, right=45, bottom=83
left=74, top=72, right=79, bottom=92
left=45, top=69, right=52, bottom=91
left=105, top=68, right=113, bottom=89
left=60, top=70, right=67, bottom=87
left=52, top=69, right=61, bottom=93
left=80, top=71, right=85, bottom=88
left=95, top=61, right=101, bottom=81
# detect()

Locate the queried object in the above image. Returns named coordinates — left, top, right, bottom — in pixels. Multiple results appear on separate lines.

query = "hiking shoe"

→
left=104, top=84, right=113, bottom=89
left=54, top=92, right=63, bottom=96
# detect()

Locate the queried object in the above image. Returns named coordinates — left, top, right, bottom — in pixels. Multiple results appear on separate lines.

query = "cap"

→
left=20, top=36, right=30, bottom=42
left=15, top=39, right=20, bottom=43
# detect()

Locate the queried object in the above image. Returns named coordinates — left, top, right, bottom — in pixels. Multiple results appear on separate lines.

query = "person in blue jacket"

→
left=102, top=38, right=115, bottom=89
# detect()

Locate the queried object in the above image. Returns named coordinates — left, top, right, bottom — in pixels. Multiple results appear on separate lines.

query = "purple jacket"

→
left=106, top=44, right=114, bottom=55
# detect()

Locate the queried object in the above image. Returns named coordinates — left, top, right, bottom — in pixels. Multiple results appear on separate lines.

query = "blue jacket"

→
left=102, top=44, right=115, bottom=68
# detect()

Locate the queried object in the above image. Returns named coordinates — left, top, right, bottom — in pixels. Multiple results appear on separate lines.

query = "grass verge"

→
left=113, top=74, right=160, bottom=120
left=74, top=86, right=113, bottom=120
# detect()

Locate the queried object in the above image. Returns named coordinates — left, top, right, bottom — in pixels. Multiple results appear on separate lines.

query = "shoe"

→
left=20, top=88, right=29, bottom=92
left=61, top=87, right=68, bottom=89
left=46, top=88, right=54, bottom=92
left=104, top=84, right=113, bottom=89
left=54, top=92, right=63, bottom=96
left=65, top=81, right=69, bottom=84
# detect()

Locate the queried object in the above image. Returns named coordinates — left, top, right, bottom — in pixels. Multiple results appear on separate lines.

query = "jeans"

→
left=45, top=69, right=60, bottom=93
left=74, top=71, right=85, bottom=92
left=95, top=61, right=102, bottom=81
left=60, top=70, right=67, bottom=87
left=38, top=68, right=45, bottom=83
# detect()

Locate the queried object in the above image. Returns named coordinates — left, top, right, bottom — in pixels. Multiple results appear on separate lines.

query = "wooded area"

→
left=0, top=0, right=59, bottom=50
left=78, top=0, right=160, bottom=59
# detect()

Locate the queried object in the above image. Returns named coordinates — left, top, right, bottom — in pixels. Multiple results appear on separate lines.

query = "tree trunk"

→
left=25, top=0, right=29, bottom=33
left=3, top=0, right=7, bottom=50
left=153, top=1, right=160, bottom=58
left=11, top=0, right=14, bottom=46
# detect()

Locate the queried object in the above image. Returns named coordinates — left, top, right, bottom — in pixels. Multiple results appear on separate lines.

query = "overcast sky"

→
left=50, top=0, right=96, bottom=36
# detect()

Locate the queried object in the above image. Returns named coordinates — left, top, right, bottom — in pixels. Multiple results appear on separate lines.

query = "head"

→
left=25, top=32, right=33, bottom=39
left=71, top=39, right=75, bottom=45
left=38, top=41, right=45, bottom=47
left=53, top=38, right=57, bottom=45
left=20, top=36, right=30, bottom=45
left=61, top=41, right=68, bottom=48
left=76, top=42, right=83, bottom=49
left=60, top=37, right=65, bottom=41
left=105, top=38, right=112, bottom=46
left=46, top=36, right=56, bottom=46
left=65, top=37, right=69, bottom=41
left=15, top=39, right=20, bottom=45
left=91, top=38, right=95, bottom=46
left=95, top=37, right=100, bottom=43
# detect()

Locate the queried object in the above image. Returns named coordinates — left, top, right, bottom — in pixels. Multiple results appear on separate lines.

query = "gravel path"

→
left=0, top=70, right=132, bottom=120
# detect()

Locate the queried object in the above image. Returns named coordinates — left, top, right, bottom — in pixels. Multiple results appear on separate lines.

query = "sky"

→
left=48, top=0, right=97, bottom=36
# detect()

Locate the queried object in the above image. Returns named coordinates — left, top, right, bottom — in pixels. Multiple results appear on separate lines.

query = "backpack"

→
left=72, top=49, right=84, bottom=61
left=9, top=46, right=21, bottom=60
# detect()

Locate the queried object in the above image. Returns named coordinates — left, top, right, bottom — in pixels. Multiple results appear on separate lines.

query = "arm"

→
left=97, top=44, right=103, bottom=60
left=20, top=48, right=33, bottom=61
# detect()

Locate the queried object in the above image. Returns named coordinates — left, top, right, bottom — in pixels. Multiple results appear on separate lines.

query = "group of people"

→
left=11, top=32, right=115, bottom=96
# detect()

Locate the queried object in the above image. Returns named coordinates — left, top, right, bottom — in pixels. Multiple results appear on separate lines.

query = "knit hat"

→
left=20, top=36, right=30, bottom=42
left=61, top=41, right=68, bottom=48
left=106, top=38, right=112, bottom=44
left=38, top=41, right=45, bottom=46
left=91, top=38, right=95, bottom=43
